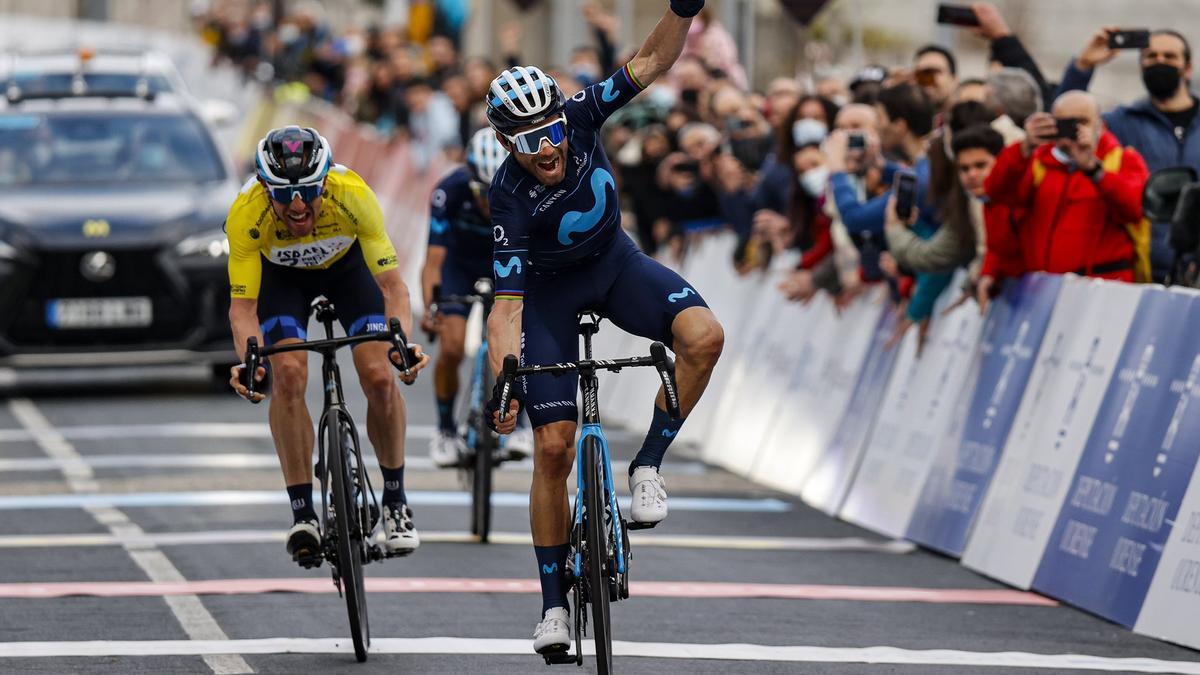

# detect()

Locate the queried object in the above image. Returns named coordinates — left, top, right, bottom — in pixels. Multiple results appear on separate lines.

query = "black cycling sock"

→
left=630, top=405, right=684, bottom=475
left=380, top=464, right=407, bottom=506
left=534, top=543, right=570, bottom=613
left=436, top=396, right=456, bottom=432
left=286, top=483, right=317, bottom=523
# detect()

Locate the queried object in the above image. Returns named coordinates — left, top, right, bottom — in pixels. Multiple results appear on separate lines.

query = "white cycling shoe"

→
left=533, top=607, right=571, bottom=654
left=629, top=466, right=668, bottom=525
left=504, top=425, right=534, bottom=460
left=377, top=503, right=420, bottom=556
left=430, top=430, right=466, bottom=468
left=286, top=519, right=322, bottom=568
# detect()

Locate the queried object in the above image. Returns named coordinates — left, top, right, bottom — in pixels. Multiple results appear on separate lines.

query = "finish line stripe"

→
left=0, top=638, right=1193, bottom=672
left=0, top=529, right=913, bottom=554
left=0, top=577, right=1055, bottom=605
left=0, top=491, right=790, bottom=513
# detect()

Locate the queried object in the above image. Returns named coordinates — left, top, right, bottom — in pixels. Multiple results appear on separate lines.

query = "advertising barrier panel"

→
left=1033, top=287, right=1200, bottom=627
left=1136, top=458, right=1200, bottom=650
left=906, top=274, right=1062, bottom=556
left=963, top=278, right=1142, bottom=588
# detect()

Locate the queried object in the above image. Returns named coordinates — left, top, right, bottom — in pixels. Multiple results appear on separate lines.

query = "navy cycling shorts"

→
left=519, top=233, right=708, bottom=428
left=257, top=240, right=387, bottom=346
left=438, top=253, right=492, bottom=318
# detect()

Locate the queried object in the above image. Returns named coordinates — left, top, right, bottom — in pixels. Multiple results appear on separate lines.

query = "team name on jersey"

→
left=269, top=236, right=354, bottom=268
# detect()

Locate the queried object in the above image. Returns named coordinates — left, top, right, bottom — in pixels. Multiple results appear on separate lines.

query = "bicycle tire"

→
left=582, top=436, right=613, bottom=674
left=471, top=365, right=496, bottom=542
left=329, top=412, right=370, bottom=662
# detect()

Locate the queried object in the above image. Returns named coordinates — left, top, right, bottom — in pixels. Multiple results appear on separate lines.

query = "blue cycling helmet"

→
left=485, top=65, right=566, bottom=135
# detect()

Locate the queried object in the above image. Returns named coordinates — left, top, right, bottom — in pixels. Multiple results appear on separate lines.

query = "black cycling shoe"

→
left=286, top=519, right=322, bottom=568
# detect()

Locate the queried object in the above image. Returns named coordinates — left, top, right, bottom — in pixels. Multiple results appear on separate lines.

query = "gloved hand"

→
left=485, top=379, right=521, bottom=434
left=669, top=0, right=704, bottom=18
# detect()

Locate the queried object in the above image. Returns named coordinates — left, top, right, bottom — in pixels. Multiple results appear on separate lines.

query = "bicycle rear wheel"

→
left=328, top=412, right=370, bottom=662
left=470, top=364, right=496, bottom=542
left=582, top=436, right=613, bottom=674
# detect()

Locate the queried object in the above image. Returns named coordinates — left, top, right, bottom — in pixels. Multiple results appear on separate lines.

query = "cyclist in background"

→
left=226, top=126, right=429, bottom=568
left=482, top=0, right=724, bottom=655
left=420, top=128, right=533, bottom=467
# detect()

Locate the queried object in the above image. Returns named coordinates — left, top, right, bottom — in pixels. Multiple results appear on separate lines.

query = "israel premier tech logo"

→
left=494, top=256, right=523, bottom=278
left=558, top=167, right=615, bottom=245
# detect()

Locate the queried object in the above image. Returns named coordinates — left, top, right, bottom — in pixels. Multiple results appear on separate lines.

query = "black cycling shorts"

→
left=257, top=240, right=386, bottom=346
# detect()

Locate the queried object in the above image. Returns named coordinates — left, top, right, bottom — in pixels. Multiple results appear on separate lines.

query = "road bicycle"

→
left=243, top=299, right=419, bottom=662
left=498, top=312, right=681, bottom=674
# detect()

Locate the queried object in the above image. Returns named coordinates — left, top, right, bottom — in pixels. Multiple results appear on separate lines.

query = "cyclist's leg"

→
left=600, top=236, right=724, bottom=474
left=433, top=257, right=471, bottom=434
left=258, top=262, right=321, bottom=551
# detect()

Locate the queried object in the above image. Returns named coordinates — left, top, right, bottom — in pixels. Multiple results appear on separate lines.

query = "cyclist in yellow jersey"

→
left=226, top=126, right=430, bottom=567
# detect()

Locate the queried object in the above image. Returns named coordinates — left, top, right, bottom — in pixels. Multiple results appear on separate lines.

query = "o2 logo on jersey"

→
left=431, top=189, right=447, bottom=209
left=494, top=256, right=523, bottom=278
left=493, top=225, right=509, bottom=245
left=558, top=167, right=615, bottom=245
left=571, top=90, right=587, bottom=102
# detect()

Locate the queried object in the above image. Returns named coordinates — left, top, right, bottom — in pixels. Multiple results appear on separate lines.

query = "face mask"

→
left=791, top=118, right=827, bottom=147
left=799, top=166, right=830, bottom=198
left=680, top=88, right=700, bottom=106
left=1051, top=146, right=1075, bottom=169
left=1143, top=63, right=1184, bottom=100
left=646, top=85, right=676, bottom=109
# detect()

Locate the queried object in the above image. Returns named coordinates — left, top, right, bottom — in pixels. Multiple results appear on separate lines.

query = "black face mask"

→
left=1143, top=63, right=1184, bottom=100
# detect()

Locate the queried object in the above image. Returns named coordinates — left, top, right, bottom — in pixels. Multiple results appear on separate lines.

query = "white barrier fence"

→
left=606, top=231, right=1200, bottom=652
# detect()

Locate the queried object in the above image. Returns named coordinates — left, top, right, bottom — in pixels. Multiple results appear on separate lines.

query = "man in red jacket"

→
left=985, top=90, right=1149, bottom=281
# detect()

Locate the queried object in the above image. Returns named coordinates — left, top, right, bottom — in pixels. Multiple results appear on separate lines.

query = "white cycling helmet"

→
left=485, top=65, right=566, bottom=134
left=466, top=127, right=509, bottom=185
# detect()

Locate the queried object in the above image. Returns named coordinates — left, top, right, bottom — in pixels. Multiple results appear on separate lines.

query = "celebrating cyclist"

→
left=420, top=128, right=532, bottom=467
left=226, top=126, right=430, bottom=568
left=482, top=0, right=724, bottom=655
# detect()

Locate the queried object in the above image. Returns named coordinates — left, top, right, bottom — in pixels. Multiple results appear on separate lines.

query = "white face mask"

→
left=792, top=118, right=828, bottom=148
left=799, top=166, right=830, bottom=198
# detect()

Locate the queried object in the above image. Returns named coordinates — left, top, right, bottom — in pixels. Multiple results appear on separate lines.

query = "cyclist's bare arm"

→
left=625, top=6, right=695, bottom=87
left=229, top=298, right=262, bottom=363
left=487, top=298, right=522, bottom=433
left=421, top=245, right=447, bottom=312
left=374, top=267, right=417, bottom=339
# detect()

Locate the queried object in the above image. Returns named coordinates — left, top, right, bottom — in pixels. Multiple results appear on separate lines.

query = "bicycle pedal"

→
left=539, top=648, right=575, bottom=665
left=627, top=520, right=658, bottom=531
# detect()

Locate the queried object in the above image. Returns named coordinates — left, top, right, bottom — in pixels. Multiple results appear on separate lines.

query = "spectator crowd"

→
left=198, top=0, right=1200, bottom=352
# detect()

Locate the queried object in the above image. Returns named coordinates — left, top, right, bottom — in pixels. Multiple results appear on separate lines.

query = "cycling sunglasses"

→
left=505, top=116, right=567, bottom=155
left=266, top=182, right=324, bottom=204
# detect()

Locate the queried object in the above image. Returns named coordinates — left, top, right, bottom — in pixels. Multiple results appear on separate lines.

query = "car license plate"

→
left=46, top=297, right=153, bottom=329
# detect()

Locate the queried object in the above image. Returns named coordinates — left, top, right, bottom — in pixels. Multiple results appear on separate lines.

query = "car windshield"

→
left=0, top=111, right=225, bottom=186
left=9, top=73, right=174, bottom=96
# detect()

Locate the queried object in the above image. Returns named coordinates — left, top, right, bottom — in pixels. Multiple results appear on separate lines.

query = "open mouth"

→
left=536, top=155, right=561, bottom=174
left=286, top=210, right=313, bottom=229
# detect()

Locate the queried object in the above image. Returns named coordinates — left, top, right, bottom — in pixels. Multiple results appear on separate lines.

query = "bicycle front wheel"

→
left=328, top=412, right=370, bottom=662
left=471, top=365, right=496, bottom=542
left=583, top=435, right=613, bottom=674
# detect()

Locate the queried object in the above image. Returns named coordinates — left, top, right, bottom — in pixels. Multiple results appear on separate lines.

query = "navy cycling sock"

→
left=286, top=483, right=317, bottom=524
left=534, top=543, right=570, bottom=613
left=380, top=464, right=407, bottom=506
left=436, top=396, right=456, bottom=433
left=630, top=405, right=684, bottom=475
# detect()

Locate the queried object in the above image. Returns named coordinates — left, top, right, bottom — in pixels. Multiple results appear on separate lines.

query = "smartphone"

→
left=1109, top=29, right=1150, bottom=50
left=1055, top=118, right=1081, bottom=140
left=674, top=160, right=700, bottom=175
left=894, top=170, right=918, bottom=221
left=848, top=132, right=866, bottom=151
left=936, top=3, right=980, bottom=27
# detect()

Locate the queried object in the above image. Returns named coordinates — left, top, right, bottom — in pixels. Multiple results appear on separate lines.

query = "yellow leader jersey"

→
left=225, top=165, right=399, bottom=300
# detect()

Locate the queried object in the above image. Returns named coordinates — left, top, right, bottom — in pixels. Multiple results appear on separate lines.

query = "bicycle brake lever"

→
left=499, top=354, right=519, bottom=423
left=243, top=336, right=263, bottom=404
left=650, top=342, right=682, bottom=420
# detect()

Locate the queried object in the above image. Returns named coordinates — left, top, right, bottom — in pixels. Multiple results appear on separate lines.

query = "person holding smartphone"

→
left=985, top=90, right=1149, bottom=282
left=1055, top=27, right=1199, bottom=282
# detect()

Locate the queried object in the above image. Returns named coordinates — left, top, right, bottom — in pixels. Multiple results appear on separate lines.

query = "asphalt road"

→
left=0, top=347, right=1198, bottom=675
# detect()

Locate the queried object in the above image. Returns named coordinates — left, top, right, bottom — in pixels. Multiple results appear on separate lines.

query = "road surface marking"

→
left=0, top=490, right=791, bottom=513
left=0, top=529, right=913, bottom=553
left=6, top=399, right=251, bottom=675
left=0, top=576, right=1054, bottom=605
left=0, top=637, right=1194, bottom=672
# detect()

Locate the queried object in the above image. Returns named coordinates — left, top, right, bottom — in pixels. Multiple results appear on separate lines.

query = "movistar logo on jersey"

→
left=558, top=168, right=615, bottom=245
left=494, top=256, right=523, bottom=278
left=601, top=77, right=620, bottom=103
left=542, top=562, right=559, bottom=575
left=667, top=287, right=697, bottom=303
left=662, top=429, right=678, bottom=438
left=431, top=217, right=449, bottom=234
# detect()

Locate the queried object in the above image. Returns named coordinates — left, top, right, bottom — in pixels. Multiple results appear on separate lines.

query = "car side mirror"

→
left=199, top=99, right=238, bottom=128
left=1144, top=167, right=1197, bottom=223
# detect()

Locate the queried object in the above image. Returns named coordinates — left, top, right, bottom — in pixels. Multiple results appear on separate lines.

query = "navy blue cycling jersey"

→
left=429, top=166, right=494, bottom=265
left=489, top=64, right=646, bottom=299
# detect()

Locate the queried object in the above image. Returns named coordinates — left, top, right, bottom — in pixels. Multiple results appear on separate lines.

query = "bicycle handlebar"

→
left=242, top=317, right=418, bottom=402
left=497, top=342, right=683, bottom=422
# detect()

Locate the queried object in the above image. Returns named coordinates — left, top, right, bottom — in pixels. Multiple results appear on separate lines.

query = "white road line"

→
left=6, top=399, right=251, bottom=675
left=0, top=529, right=913, bottom=554
left=0, top=638, right=1196, bottom=672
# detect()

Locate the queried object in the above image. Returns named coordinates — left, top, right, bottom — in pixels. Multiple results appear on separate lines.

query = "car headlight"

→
left=0, top=240, right=17, bottom=261
left=175, top=229, right=230, bottom=258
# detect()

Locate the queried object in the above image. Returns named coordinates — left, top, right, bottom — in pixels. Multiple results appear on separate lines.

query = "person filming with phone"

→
left=985, top=90, right=1149, bottom=282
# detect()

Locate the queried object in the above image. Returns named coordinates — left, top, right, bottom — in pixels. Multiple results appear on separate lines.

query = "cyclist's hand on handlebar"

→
left=230, top=364, right=268, bottom=403
left=489, top=399, right=520, bottom=435
left=419, top=310, right=438, bottom=336
left=390, top=343, right=430, bottom=384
